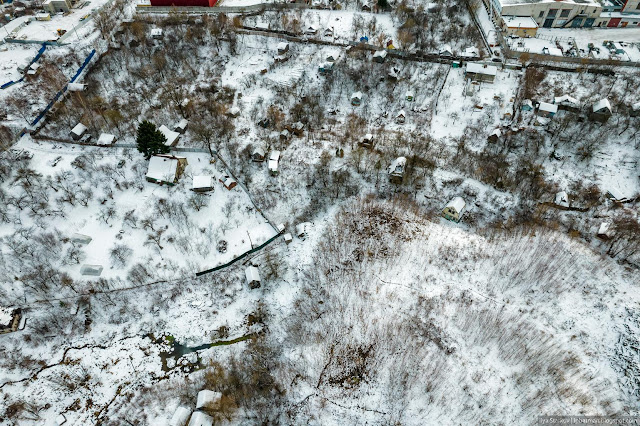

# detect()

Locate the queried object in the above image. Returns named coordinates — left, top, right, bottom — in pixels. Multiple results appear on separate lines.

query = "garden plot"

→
left=0, top=44, right=42, bottom=84
left=0, top=136, right=277, bottom=286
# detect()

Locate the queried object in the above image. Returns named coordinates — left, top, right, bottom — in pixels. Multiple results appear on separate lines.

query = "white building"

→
left=245, top=266, right=261, bottom=289
left=487, top=0, right=602, bottom=29
left=442, top=197, right=466, bottom=223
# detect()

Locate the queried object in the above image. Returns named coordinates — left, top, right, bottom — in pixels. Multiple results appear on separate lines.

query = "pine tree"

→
left=136, top=121, right=169, bottom=159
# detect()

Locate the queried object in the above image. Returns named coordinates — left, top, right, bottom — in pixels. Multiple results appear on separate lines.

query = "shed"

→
left=631, top=102, right=640, bottom=117
left=304, top=25, right=318, bottom=35
left=387, top=67, right=400, bottom=81
left=280, top=129, right=290, bottom=141
left=159, top=125, right=180, bottom=147
left=188, top=411, right=213, bottom=426
left=196, top=390, right=222, bottom=410
left=372, top=50, right=388, bottom=63
left=465, top=63, right=497, bottom=83
left=228, top=106, right=241, bottom=117
left=97, top=133, right=116, bottom=145
left=555, top=191, right=569, bottom=208
left=405, top=91, right=414, bottom=102
left=597, top=222, right=615, bottom=240
left=351, top=92, right=363, bottom=106
left=442, top=196, right=466, bottom=223
left=396, top=110, right=406, bottom=124
left=359, top=133, right=374, bottom=149
left=146, top=155, right=188, bottom=185
left=537, top=102, right=558, bottom=118
left=169, top=406, right=191, bottom=426
left=388, top=157, right=406, bottom=184
left=590, top=98, right=612, bottom=123
left=277, top=42, right=289, bottom=55
left=521, top=99, right=534, bottom=111
left=326, top=50, right=340, bottom=62
left=268, top=151, right=280, bottom=176
left=0, top=306, right=20, bottom=334
left=323, top=27, right=334, bottom=38
left=151, top=28, right=163, bottom=39
left=67, top=82, right=86, bottom=92
left=318, top=62, right=334, bottom=75
left=70, top=123, right=88, bottom=141
left=80, top=264, right=103, bottom=276
left=502, top=15, right=538, bottom=37
left=606, top=187, right=632, bottom=203
left=70, top=233, right=92, bottom=245
left=192, top=176, right=214, bottom=192
left=284, top=233, right=293, bottom=244
left=554, top=95, right=580, bottom=112
left=27, top=63, right=41, bottom=76
left=290, top=121, right=304, bottom=136
left=174, top=119, right=188, bottom=134
left=462, top=46, right=479, bottom=58
left=488, top=128, right=501, bottom=142
left=439, top=44, right=453, bottom=57
left=218, top=174, right=237, bottom=190
left=296, top=222, right=311, bottom=238
left=252, top=147, right=266, bottom=162
left=245, top=266, right=261, bottom=289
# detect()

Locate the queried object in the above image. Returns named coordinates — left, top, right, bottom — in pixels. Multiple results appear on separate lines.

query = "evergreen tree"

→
left=136, top=121, right=169, bottom=159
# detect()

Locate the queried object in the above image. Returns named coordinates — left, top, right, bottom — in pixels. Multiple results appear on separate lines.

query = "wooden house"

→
left=70, top=123, right=88, bottom=141
left=465, top=63, right=497, bottom=83
left=372, top=50, right=387, bottom=63
left=439, top=44, right=453, bottom=57
left=326, top=50, right=340, bottom=62
left=359, top=133, right=375, bottom=149
left=396, top=110, right=406, bottom=124
left=554, top=95, right=580, bottom=112
left=304, top=25, right=318, bottom=35
left=597, top=222, right=614, bottom=240
left=218, top=174, right=237, bottom=190
left=145, top=155, right=188, bottom=185
left=442, top=197, right=466, bottom=223
left=555, top=191, right=570, bottom=208
left=388, top=157, right=406, bottom=184
left=488, top=128, right=501, bottom=142
left=268, top=151, right=280, bottom=176
left=228, top=106, right=241, bottom=118
left=159, top=125, right=180, bottom=147
left=192, top=176, right=214, bottom=192
left=252, top=147, right=266, bottom=162
left=97, top=133, right=116, bottom=145
left=537, top=102, right=558, bottom=118
left=151, top=28, right=163, bottom=39
left=590, top=99, right=612, bottom=123
left=277, top=42, right=289, bottom=55
left=245, top=266, right=261, bottom=289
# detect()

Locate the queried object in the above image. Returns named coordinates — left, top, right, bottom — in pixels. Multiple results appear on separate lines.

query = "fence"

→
left=0, top=43, right=47, bottom=89
left=136, top=2, right=309, bottom=14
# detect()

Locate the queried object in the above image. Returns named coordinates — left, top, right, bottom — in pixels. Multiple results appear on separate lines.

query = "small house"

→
left=174, top=119, right=188, bottom=134
left=537, top=102, right=558, bottom=118
left=35, top=12, right=51, bottom=20
left=630, top=102, right=640, bottom=117
left=80, top=264, right=103, bottom=276
left=555, top=191, right=569, bottom=208
left=590, top=98, right=612, bottom=123
left=488, top=128, right=501, bottom=142
left=188, top=411, right=213, bottom=426
left=323, top=27, right=334, bottom=38
left=252, top=147, right=266, bottom=162
left=196, top=390, right=222, bottom=411
left=439, top=44, right=453, bottom=57
left=296, top=222, right=311, bottom=238
left=151, top=28, right=163, bottom=39
left=361, top=1, right=372, bottom=11
left=359, top=133, right=375, bottom=149
left=304, top=25, right=318, bottom=35
left=372, top=50, right=388, bottom=63
left=521, top=99, right=534, bottom=111
left=192, top=176, right=214, bottom=192
left=146, top=155, right=188, bottom=185
left=280, top=129, right=290, bottom=141
left=405, top=91, right=414, bottom=102
left=462, top=46, right=479, bottom=58
left=290, top=122, right=304, bottom=136
left=606, top=187, right=633, bottom=203
left=326, top=51, right=339, bottom=62
left=218, top=174, right=237, bottom=190
left=27, top=63, right=41, bottom=76
left=70, top=123, right=88, bottom=141
left=274, top=54, right=289, bottom=63
left=245, top=266, right=261, bottom=289
left=228, top=106, right=241, bottom=118
left=67, top=82, right=86, bottom=92
left=465, top=63, right=497, bottom=84
left=0, top=306, right=20, bottom=334
left=277, top=42, right=289, bottom=55
left=97, top=133, right=116, bottom=146
left=318, top=61, right=334, bottom=75
left=554, top=95, right=580, bottom=112
left=442, top=197, right=466, bottom=223
left=284, top=233, right=293, bottom=244
left=70, top=233, right=92, bottom=245
left=277, top=223, right=286, bottom=234
left=597, top=222, right=615, bottom=240
left=169, top=406, right=191, bottom=426
left=268, top=151, right=280, bottom=176
left=502, top=15, right=538, bottom=37
left=387, top=67, right=400, bottom=81
left=351, top=92, right=363, bottom=106
left=388, top=157, right=406, bottom=184
left=159, top=125, right=180, bottom=147
left=396, top=110, right=406, bottom=124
